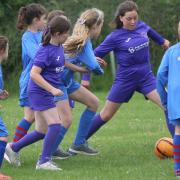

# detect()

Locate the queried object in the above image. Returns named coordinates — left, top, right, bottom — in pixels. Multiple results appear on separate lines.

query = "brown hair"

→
left=111, top=0, right=138, bottom=29
left=64, top=8, right=104, bottom=53
left=16, top=3, right=46, bottom=30
left=42, top=16, right=71, bottom=45
left=47, top=10, right=65, bottom=23
left=0, top=36, right=8, bottom=52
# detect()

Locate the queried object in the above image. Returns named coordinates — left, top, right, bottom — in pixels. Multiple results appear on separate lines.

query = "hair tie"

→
left=78, top=19, right=86, bottom=25
left=43, top=25, right=51, bottom=36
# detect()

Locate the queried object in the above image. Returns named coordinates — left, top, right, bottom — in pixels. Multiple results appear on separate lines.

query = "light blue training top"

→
left=19, top=31, right=42, bottom=100
left=157, top=42, right=180, bottom=120
left=62, top=38, right=104, bottom=85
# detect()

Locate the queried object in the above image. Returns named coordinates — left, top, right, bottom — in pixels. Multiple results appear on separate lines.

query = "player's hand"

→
left=0, top=90, right=9, bottom=100
left=162, top=39, right=170, bottom=50
left=81, top=80, right=90, bottom=89
left=96, top=57, right=107, bottom=68
left=50, top=88, right=64, bottom=96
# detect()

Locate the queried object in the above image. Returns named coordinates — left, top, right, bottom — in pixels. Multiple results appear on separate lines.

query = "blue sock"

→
left=52, top=126, right=68, bottom=154
left=0, top=140, right=7, bottom=167
left=13, top=118, right=32, bottom=142
left=86, top=114, right=106, bottom=140
left=40, top=124, right=61, bottom=164
left=74, top=109, right=96, bottom=145
left=164, top=110, right=175, bottom=138
left=174, top=134, right=180, bottom=176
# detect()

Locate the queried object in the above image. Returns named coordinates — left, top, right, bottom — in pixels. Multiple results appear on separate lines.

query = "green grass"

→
left=0, top=92, right=176, bottom=180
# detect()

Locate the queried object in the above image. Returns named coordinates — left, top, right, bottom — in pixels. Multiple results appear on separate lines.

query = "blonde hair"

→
left=64, top=8, right=104, bottom=53
left=178, top=21, right=180, bottom=39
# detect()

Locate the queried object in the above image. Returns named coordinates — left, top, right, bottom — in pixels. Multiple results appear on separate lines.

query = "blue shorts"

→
left=54, top=80, right=80, bottom=102
left=28, top=91, right=56, bottom=111
left=19, top=97, right=30, bottom=107
left=0, top=117, right=9, bottom=137
left=107, top=67, right=156, bottom=103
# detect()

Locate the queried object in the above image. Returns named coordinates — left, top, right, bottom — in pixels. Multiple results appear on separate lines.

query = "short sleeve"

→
left=33, top=46, right=49, bottom=69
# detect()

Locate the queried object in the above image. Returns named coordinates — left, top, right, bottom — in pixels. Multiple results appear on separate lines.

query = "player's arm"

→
left=65, top=60, right=88, bottom=73
left=78, top=40, right=104, bottom=75
left=30, top=66, right=63, bottom=96
left=156, top=50, right=170, bottom=108
left=81, top=72, right=91, bottom=89
left=147, top=28, right=170, bottom=50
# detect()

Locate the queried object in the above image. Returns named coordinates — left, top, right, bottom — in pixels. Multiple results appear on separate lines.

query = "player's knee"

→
left=101, top=111, right=112, bottom=121
left=89, top=97, right=99, bottom=111
left=62, top=115, right=72, bottom=128
left=24, top=115, right=35, bottom=123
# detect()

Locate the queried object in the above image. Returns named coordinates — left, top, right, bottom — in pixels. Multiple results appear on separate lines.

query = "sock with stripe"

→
left=13, top=118, right=32, bottom=142
left=86, top=114, right=106, bottom=140
left=173, top=134, right=180, bottom=176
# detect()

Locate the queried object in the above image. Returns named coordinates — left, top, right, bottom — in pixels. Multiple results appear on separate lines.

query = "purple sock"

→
left=164, top=110, right=175, bottom=138
left=86, top=114, right=106, bottom=140
left=12, top=130, right=45, bottom=152
left=40, top=124, right=61, bottom=164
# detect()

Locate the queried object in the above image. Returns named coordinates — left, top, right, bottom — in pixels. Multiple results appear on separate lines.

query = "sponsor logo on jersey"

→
left=128, top=41, right=149, bottom=54
left=55, top=66, right=64, bottom=73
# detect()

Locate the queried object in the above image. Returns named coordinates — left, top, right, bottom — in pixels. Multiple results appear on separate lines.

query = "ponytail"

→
left=42, top=26, right=51, bottom=45
left=16, top=7, right=27, bottom=30
left=16, top=3, right=46, bottom=30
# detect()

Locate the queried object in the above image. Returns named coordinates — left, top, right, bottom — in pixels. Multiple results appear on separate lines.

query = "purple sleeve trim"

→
left=82, top=72, right=91, bottom=81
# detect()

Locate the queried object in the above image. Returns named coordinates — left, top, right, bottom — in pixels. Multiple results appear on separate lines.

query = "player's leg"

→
left=0, top=117, right=11, bottom=180
left=13, top=98, right=34, bottom=142
left=52, top=99, right=72, bottom=159
left=68, top=85, right=99, bottom=155
left=139, top=72, right=175, bottom=137
left=171, top=121, right=180, bottom=177
left=52, top=85, right=72, bottom=159
left=36, top=108, right=62, bottom=171
left=86, top=78, right=134, bottom=140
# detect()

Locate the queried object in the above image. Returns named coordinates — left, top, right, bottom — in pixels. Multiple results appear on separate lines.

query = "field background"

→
left=0, top=92, right=175, bottom=180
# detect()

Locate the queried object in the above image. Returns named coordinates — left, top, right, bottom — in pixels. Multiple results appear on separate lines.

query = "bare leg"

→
left=146, top=89, right=174, bottom=137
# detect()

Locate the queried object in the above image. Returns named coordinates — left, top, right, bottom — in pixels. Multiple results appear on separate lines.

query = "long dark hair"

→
left=42, top=16, right=71, bottom=45
left=111, top=0, right=138, bottom=29
left=16, top=3, right=46, bottom=30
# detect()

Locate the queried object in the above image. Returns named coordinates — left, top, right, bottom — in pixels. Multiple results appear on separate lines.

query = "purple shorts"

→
left=28, top=91, right=55, bottom=111
left=107, top=65, right=156, bottom=103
